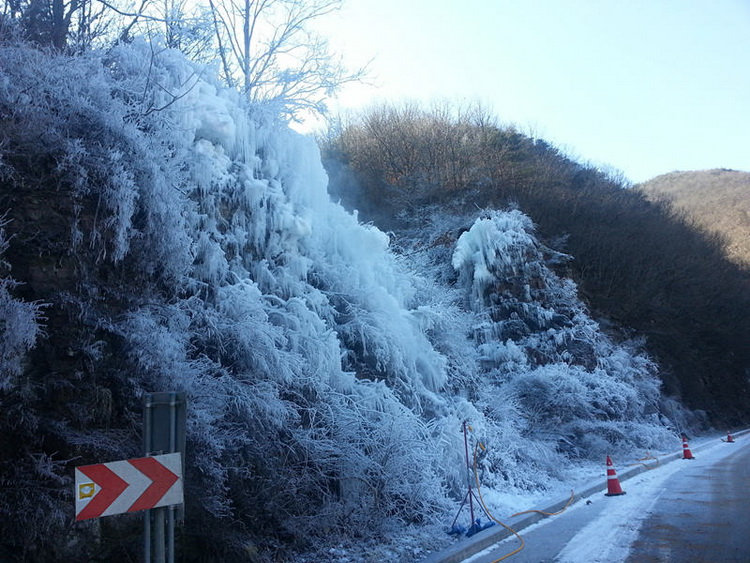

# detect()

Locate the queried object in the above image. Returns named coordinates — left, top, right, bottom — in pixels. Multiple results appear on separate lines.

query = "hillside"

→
left=0, top=40, right=699, bottom=561
left=0, top=40, right=702, bottom=561
left=321, top=104, right=750, bottom=424
left=638, top=169, right=750, bottom=268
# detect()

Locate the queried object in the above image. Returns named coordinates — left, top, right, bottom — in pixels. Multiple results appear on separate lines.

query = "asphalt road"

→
left=464, top=437, right=749, bottom=563
left=626, top=438, right=750, bottom=562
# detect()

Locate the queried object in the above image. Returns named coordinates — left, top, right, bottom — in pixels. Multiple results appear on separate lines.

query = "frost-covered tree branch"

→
left=206, top=0, right=366, bottom=120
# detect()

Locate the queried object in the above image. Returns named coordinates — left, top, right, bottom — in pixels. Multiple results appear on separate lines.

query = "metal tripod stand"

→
left=449, top=420, right=492, bottom=536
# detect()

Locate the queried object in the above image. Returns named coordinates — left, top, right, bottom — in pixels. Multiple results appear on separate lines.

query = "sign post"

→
left=74, top=392, right=186, bottom=563
left=144, top=392, right=186, bottom=563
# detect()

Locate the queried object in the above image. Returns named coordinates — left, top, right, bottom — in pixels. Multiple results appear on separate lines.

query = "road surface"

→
left=464, top=436, right=749, bottom=562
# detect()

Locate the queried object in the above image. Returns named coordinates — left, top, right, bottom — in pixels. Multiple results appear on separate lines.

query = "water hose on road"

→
left=626, top=451, right=660, bottom=470
left=471, top=441, right=525, bottom=562
left=468, top=430, right=577, bottom=562
left=509, top=489, right=575, bottom=518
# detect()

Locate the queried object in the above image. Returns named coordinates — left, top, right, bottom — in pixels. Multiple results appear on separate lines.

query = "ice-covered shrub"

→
left=450, top=211, right=677, bottom=472
left=0, top=222, right=43, bottom=389
left=2, top=37, right=455, bottom=559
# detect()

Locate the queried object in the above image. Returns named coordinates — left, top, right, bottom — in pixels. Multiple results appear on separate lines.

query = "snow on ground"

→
left=553, top=461, right=686, bottom=562
left=301, top=435, right=726, bottom=562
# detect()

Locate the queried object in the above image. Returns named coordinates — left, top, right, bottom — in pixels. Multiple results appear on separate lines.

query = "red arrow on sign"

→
left=127, top=456, right=179, bottom=513
left=75, top=452, right=183, bottom=521
left=76, top=463, right=129, bottom=521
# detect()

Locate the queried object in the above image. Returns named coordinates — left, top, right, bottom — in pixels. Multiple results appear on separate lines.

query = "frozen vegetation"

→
left=0, top=39, right=693, bottom=560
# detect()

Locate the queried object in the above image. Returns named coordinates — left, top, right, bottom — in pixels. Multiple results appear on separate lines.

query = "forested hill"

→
left=637, top=169, right=750, bottom=269
left=321, top=104, right=750, bottom=424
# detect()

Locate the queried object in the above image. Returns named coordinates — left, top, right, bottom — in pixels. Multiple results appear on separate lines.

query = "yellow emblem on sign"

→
left=78, top=482, right=96, bottom=500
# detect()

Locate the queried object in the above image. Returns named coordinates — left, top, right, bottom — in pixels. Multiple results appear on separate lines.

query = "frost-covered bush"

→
left=102, top=40, right=454, bottom=554
left=0, top=223, right=43, bottom=389
left=0, top=220, right=55, bottom=559
left=0, top=38, right=453, bottom=559
left=451, top=212, right=677, bottom=469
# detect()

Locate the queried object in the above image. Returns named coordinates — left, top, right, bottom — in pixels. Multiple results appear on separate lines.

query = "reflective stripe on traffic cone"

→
left=604, top=455, right=626, bottom=496
left=682, top=435, right=695, bottom=459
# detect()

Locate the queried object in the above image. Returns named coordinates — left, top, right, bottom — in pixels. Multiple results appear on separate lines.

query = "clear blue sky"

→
left=309, top=0, right=750, bottom=183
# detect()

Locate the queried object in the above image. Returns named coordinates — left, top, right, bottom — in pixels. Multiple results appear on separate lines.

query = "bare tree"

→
left=206, top=0, right=365, bottom=119
left=2, top=0, right=362, bottom=119
left=1, top=0, right=115, bottom=50
left=123, top=0, right=215, bottom=61
left=69, top=0, right=114, bottom=51
left=10, top=0, right=80, bottom=48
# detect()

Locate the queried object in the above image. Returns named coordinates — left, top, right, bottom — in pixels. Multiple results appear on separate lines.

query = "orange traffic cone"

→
left=605, top=455, right=626, bottom=496
left=681, top=435, right=695, bottom=459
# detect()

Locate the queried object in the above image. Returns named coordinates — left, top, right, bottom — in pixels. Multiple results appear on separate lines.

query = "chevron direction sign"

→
left=75, top=452, right=183, bottom=521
